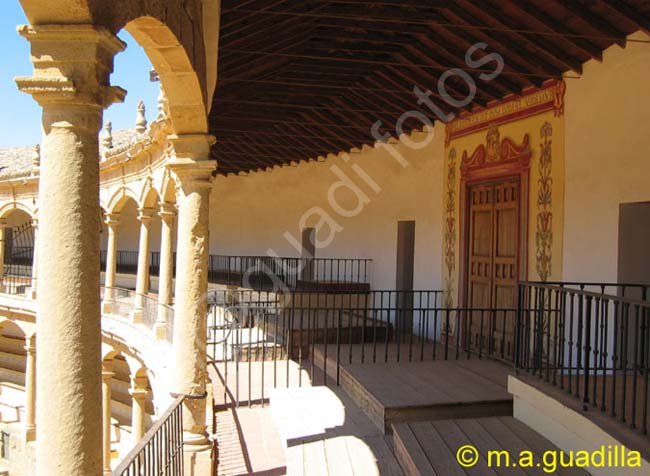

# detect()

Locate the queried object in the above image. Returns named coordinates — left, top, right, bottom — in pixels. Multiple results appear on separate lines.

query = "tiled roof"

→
left=0, top=145, right=35, bottom=178
left=0, top=128, right=139, bottom=178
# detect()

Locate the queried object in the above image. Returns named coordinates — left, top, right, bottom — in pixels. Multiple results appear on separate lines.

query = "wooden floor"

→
left=311, top=342, right=513, bottom=432
left=393, top=417, right=591, bottom=476
left=271, top=385, right=403, bottom=476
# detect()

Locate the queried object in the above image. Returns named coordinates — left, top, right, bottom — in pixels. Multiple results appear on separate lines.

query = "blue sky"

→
left=0, top=1, right=158, bottom=148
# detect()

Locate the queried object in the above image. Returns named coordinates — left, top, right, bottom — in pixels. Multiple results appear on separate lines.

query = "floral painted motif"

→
left=444, top=148, right=456, bottom=309
left=536, top=122, right=553, bottom=282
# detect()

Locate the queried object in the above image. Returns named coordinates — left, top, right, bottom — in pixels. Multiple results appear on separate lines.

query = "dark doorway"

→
left=396, top=220, right=415, bottom=335
left=300, top=227, right=316, bottom=282
left=618, top=202, right=650, bottom=364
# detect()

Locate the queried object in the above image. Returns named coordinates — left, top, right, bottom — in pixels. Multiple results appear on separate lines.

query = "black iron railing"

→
left=206, top=289, right=528, bottom=407
left=208, top=255, right=372, bottom=291
left=515, top=281, right=650, bottom=437
left=112, top=395, right=185, bottom=476
left=100, top=251, right=371, bottom=291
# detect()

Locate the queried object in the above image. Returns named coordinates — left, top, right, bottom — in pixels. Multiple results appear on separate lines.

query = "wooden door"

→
left=466, top=179, right=519, bottom=358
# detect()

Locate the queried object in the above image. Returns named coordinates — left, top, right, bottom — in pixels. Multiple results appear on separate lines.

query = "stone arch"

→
left=139, top=181, right=161, bottom=210
left=0, top=320, right=28, bottom=393
left=124, top=16, right=209, bottom=135
left=0, top=202, right=35, bottom=221
left=0, top=319, right=29, bottom=340
left=18, top=0, right=211, bottom=136
left=106, top=187, right=140, bottom=215
left=125, top=360, right=155, bottom=417
left=101, top=346, right=121, bottom=362
left=159, top=169, right=179, bottom=205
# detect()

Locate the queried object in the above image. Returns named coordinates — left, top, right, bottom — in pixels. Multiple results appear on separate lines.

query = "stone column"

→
left=16, top=24, right=125, bottom=476
left=131, top=208, right=153, bottom=323
left=0, top=218, right=6, bottom=293
left=101, top=361, right=114, bottom=476
left=155, top=202, right=176, bottom=340
left=101, top=213, right=119, bottom=314
left=168, top=134, right=216, bottom=453
left=130, top=375, right=148, bottom=443
left=27, top=218, right=38, bottom=299
left=24, top=335, right=36, bottom=442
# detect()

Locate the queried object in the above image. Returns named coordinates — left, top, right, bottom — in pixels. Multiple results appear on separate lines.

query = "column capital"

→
left=102, top=370, right=115, bottom=382
left=15, top=24, right=126, bottom=109
left=104, top=212, right=120, bottom=228
left=24, top=335, right=36, bottom=355
left=167, top=134, right=217, bottom=192
left=137, top=207, right=155, bottom=223
left=159, top=202, right=177, bottom=221
left=130, top=375, right=149, bottom=399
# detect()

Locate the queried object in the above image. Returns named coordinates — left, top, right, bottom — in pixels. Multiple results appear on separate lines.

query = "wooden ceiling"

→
left=210, top=0, right=649, bottom=175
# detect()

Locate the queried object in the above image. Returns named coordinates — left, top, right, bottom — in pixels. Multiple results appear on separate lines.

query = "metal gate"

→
left=2, top=221, right=34, bottom=294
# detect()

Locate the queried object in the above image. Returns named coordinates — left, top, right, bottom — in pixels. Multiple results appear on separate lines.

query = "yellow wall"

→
left=563, top=31, right=650, bottom=282
left=210, top=122, right=446, bottom=290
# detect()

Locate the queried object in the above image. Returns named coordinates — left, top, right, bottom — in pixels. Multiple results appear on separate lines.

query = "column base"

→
left=101, top=300, right=114, bottom=315
left=183, top=433, right=214, bottom=476
left=24, top=426, right=35, bottom=443
left=153, top=321, right=167, bottom=340
left=130, top=308, right=144, bottom=324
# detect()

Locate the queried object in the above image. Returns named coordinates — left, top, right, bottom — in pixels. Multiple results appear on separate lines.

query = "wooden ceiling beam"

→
left=501, top=0, right=603, bottom=61
left=452, top=0, right=583, bottom=74
left=553, top=0, right=627, bottom=47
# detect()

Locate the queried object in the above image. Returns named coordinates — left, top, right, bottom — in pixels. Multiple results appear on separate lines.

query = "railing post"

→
left=583, top=296, right=593, bottom=406
left=514, top=283, right=523, bottom=373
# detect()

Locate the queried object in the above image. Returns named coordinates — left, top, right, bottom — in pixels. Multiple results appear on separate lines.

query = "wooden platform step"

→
left=312, top=349, right=513, bottom=433
left=392, top=417, right=592, bottom=476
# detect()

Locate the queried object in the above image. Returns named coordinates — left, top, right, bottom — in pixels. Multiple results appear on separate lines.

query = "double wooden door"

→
left=466, top=178, right=520, bottom=358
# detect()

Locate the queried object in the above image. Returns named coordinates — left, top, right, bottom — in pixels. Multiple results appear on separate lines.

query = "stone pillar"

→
left=101, top=213, right=119, bottom=314
left=155, top=202, right=176, bottom=340
left=131, top=208, right=153, bottom=323
left=130, top=375, right=148, bottom=443
left=101, top=361, right=114, bottom=476
left=168, top=135, right=216, bottom=459
left=24, top=335, right=36, bottom=442
left=16, top=24, right=125, bottom=476
left=0, top=218, right=6, bottom=293
left=27, top=218, right=38, bottom=299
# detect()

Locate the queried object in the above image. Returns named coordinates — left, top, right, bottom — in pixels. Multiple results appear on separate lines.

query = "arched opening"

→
left=105, top=355, right=155, bottom=459
left=0, top=321, right=27, bottom=424
left=0, top=208, right=35, bottom=295
left=123, top=16, right=208, bottom=136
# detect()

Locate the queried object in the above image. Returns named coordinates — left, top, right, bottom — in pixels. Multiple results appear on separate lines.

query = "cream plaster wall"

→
left=563, top=32, right=650, bottom=282
left=209, top=123, right=446, bottom=291
left=509, top=376, right=649, bottom=476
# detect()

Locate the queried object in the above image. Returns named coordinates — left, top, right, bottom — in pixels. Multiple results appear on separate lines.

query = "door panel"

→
left=466, top=179, right=520, bottom=357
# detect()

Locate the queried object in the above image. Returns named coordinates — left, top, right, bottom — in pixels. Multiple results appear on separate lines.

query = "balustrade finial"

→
left=32, top=144, right=40, bottom=170
left=135, top=99, right=147, bottom=134
left=157, top=86, right=168, bottom=120
left=100, top=121, right=113, bottom=154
